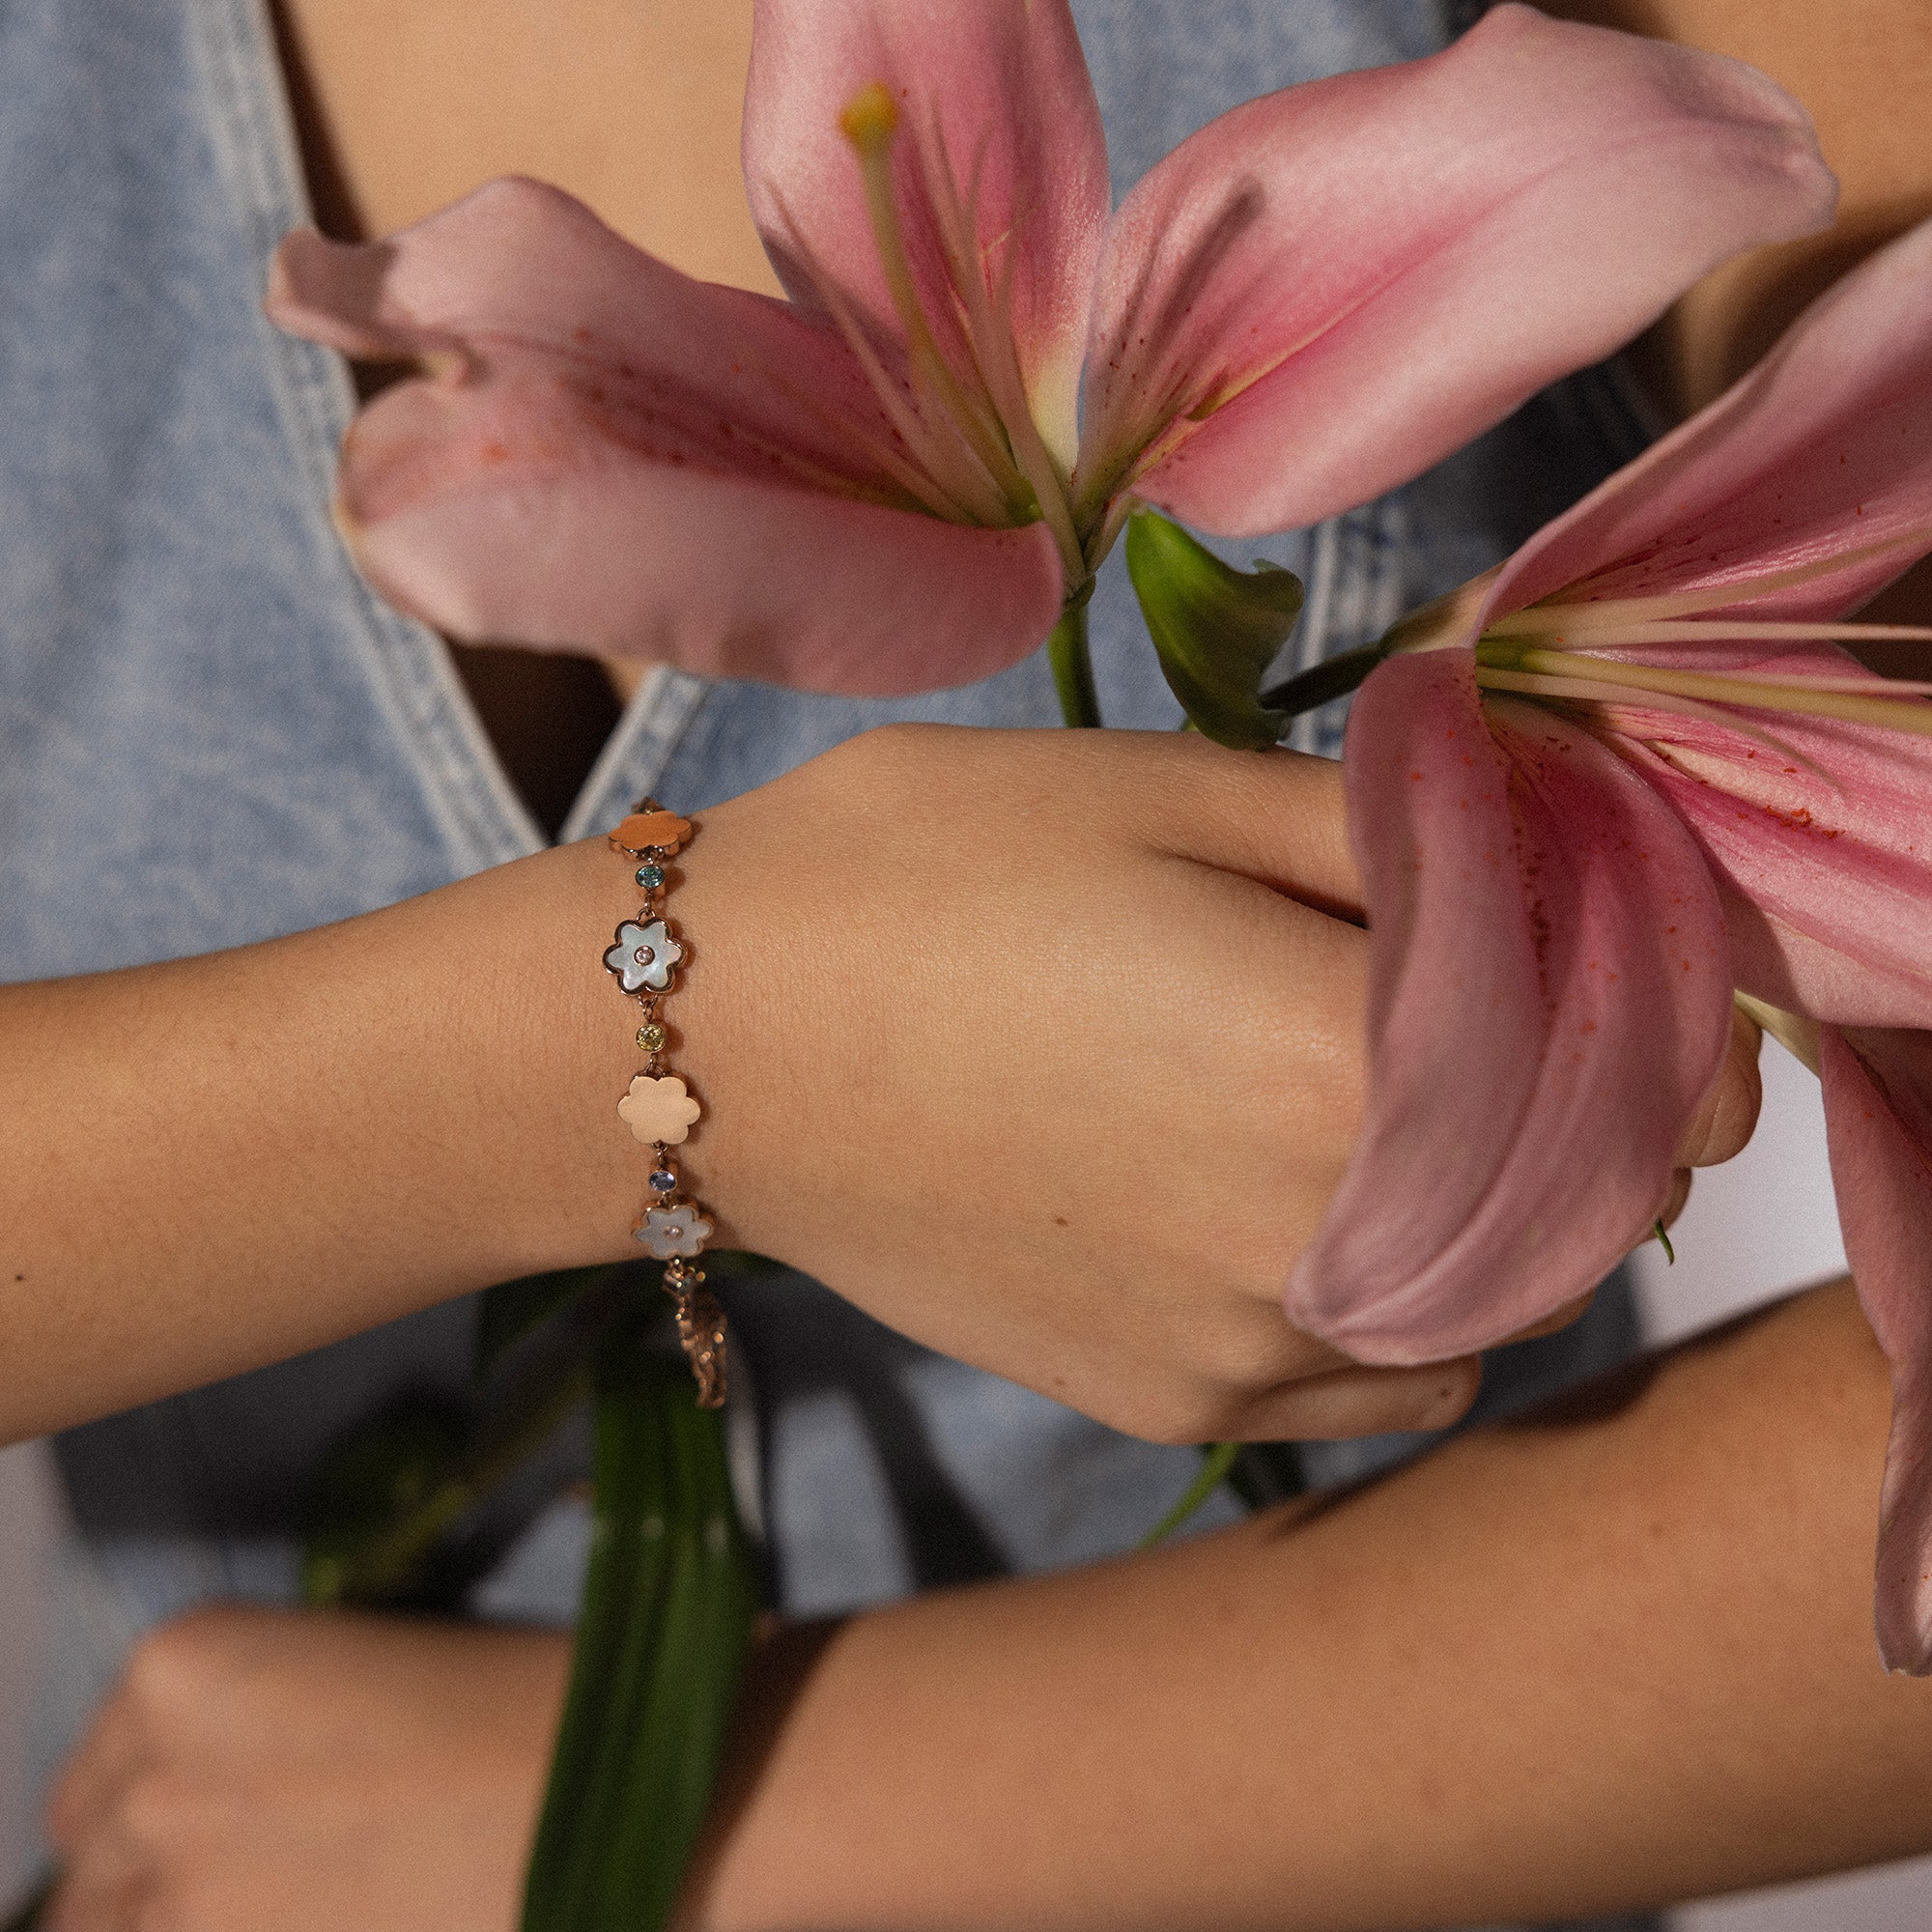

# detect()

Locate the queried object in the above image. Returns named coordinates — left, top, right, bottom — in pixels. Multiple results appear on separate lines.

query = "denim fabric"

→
left=3, top=3, right=1657, bottom=1922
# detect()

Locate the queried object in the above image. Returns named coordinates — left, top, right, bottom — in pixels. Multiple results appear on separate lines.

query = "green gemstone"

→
left=637, top=1023, right=667, bottom=1052
left=636, top=864, right=666, bottom=890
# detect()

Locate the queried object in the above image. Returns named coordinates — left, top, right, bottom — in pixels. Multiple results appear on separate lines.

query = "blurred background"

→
left=2, top=1036, right=1927, bottom=1925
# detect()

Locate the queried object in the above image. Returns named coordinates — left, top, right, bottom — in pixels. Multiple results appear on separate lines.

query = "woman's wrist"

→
left=0, top=838, right=669, bottom=1436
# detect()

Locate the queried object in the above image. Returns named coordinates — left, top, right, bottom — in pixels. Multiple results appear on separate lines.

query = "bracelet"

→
left=603, top=800, right=728, bottom=1408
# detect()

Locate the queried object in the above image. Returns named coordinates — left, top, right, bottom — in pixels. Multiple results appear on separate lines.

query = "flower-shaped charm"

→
left=636, top=1205, right=713, bottom=1261
left=603, top=918, right=682, bottom=994
left=617, top=1073, right=701, bottom=1147
left=609, top=810, right=692, bottom=857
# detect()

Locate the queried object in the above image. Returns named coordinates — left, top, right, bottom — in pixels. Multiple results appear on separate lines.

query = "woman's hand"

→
left=682, top=725, right=1437, bottom=1442
left=44, top=1607, right=564, bottom=1932
left=677, top=725, right=1759, bottom=1442
left=0, top=726, right=1757, bottom=1444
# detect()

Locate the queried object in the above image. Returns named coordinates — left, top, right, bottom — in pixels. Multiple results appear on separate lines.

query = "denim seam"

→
left=557, top=668, right=714, bottom=841
left=195, top=0, right=724, bottom=864
left=188, top=0, right=549, bottom=872
left=1288, top=515, right=1343, bottom=756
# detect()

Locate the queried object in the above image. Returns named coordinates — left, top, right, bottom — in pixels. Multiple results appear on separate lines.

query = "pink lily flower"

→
left=1286, top=215, right=1932, bottom=1670
left=265, top=1, right=1831, bottom=696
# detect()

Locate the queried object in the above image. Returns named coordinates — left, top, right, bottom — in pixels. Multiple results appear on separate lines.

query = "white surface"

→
left=0, top=1438, right=54, bottom=1903
left=1679, top=1858, right=1932, bottom=1932
left=1627, top=1036, right=1847, bottom=1345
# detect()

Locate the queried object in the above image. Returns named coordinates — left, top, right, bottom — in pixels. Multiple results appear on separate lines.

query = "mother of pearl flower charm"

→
left=604, top=917, right=684, bottom=994
left=619, top=1073, right=702, bottom=1146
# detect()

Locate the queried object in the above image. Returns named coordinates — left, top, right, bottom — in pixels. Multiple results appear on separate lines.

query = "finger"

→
left=1500, top=1291, right=1597, bottom=1345
left=1189, top=1300, right=1362, bottom=1392
left=43, top=1843, right=152, bottom=1932
left=1676, top=1005, right=1763, bottom=1168
left=1163, top=740, right=1366, bottom=924
left=46, top=1697, right=151, bottom=1854
left=1231, top=1354, right=1484, bottom=1441
left=1660, top=1167, right=1693, bottom=1233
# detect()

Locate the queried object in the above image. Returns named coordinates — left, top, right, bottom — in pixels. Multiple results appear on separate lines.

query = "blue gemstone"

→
left=649, top=1170, right=677, bottom=1192
left=636, top=864, right=666, bottom=890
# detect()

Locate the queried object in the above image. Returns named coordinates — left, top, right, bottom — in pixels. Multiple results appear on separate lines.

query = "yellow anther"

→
left=839, top=81, right=900, bottom=155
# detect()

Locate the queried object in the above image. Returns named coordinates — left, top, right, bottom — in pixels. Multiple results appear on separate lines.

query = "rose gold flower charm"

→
left=618, top=1073, right=702, bottom=1146
left=609, top=810, right=693, bottom=857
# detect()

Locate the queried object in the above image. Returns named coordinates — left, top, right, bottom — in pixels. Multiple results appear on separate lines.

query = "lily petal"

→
left=1720, top=897, right=1932, bottom=1032
left=741, top=0, right=1108, bottom=469
left=1492, top=217, right=1932, bottom=624
left=1289, top=648, right=1731, bottom=1360
left=1819, top=1025, right=1932, bottom=1673
left=268, top=181, right=1063, bottom=691
left=1087, top=3, right=1833, bottom=537
left=1606, top=648, right=1932, bottom=1023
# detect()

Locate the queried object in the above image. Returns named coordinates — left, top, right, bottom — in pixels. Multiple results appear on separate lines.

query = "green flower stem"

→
left=1049, top=598, right=1102, bottom=728
left=1142, top=1439, right=1310, bottom=1548
left=1258, top=641, right=1387, bottom=727
left=1140, top=1440, right=1242, bottom=1548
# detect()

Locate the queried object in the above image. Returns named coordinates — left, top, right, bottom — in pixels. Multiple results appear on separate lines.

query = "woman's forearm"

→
left=0, top=837, right=646, bottom=1436
left=695, top=1277, right=1932, bottom=1930
left=5, top=729, right=1543, bottom=1447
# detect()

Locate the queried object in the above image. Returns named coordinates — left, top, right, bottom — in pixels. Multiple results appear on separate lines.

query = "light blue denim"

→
left=0, top=1, right=1659, bottom=1923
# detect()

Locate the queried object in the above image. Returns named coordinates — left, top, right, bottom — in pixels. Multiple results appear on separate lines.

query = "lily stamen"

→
left=1488, top=523, right=1932, bottom=636
left=766, top=189, right=1011, bottom=525
left=839, top=84, right=1036, bottom=522
left=1470, top=664, right=1837, bottom=779
left=1476, top=639, right=1932, bottom=737
left=1532, top=619, right=1932, bottom=650
left=912, top=105, right=1087, bottom=577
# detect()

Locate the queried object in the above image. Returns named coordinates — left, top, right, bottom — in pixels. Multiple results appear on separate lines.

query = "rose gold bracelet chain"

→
left=603, top=800, right=727, bottom=1406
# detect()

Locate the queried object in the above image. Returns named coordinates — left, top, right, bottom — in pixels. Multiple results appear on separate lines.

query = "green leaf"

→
left=476, top=1264, right=619, bottom=1380
left=1124, top=508, right=1302, bottom=750
left=521, top=1301, right=760, bottom=1932
left=299, top=1391, right=472, bottom=1607
left=303, top=1264, right=618, bottom=1610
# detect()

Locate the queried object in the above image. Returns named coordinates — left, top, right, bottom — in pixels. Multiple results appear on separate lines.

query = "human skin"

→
left=4, top=726, right=1595, bottom=1449
left=44, top=1281, right=1932, bottom=1932
left=11, top=723, right=1754, bottom=1932
left=31, top=1, right=1921, bottom=1925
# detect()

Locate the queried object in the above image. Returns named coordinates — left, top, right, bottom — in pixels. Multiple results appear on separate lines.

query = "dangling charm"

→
left=636, top=1202, right=714, bottom=1260
left=662, top=1259, right=728, bottom=1409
